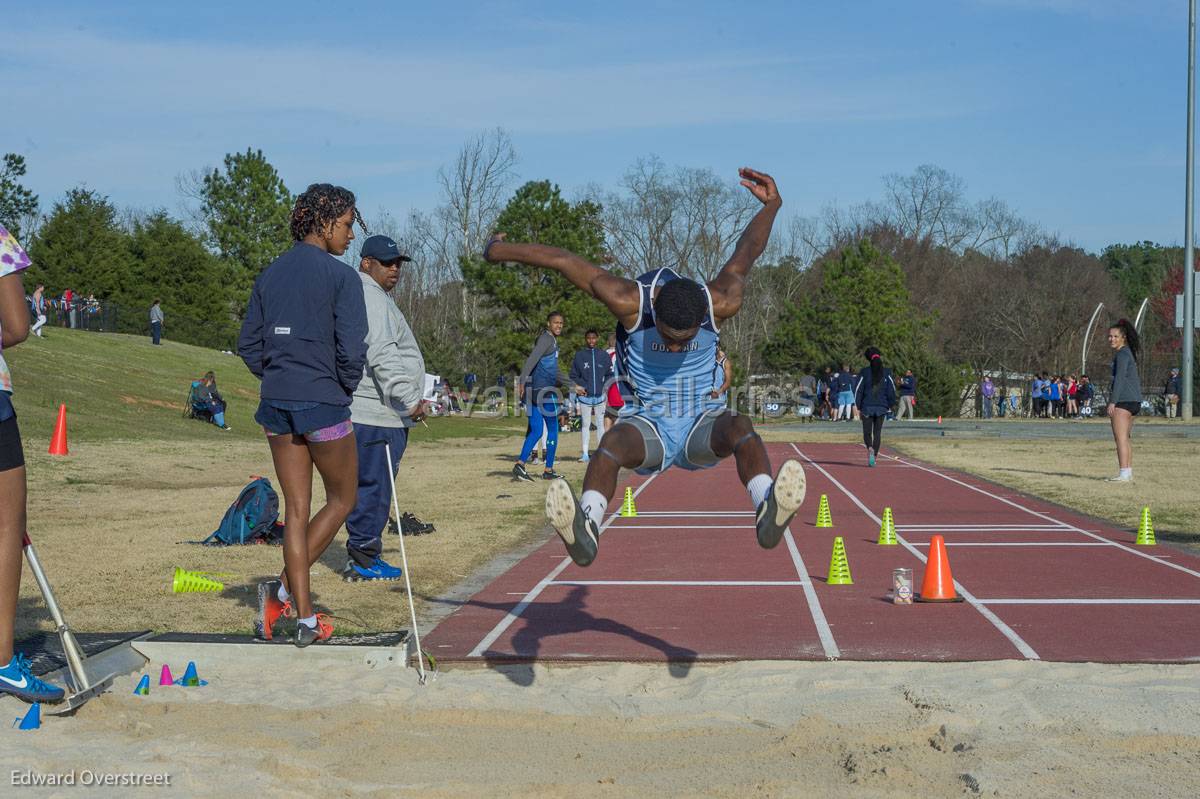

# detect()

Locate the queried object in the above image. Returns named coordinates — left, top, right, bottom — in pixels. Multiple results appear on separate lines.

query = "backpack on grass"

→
left=202, top=477, right=281, bottom=545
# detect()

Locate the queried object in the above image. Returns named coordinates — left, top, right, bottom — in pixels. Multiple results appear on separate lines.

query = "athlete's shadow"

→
left=419, top=587, right=697, bottom=686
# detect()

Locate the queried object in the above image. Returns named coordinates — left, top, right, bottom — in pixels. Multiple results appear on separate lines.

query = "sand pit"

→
left=3, top=657, right=1198, bottom=796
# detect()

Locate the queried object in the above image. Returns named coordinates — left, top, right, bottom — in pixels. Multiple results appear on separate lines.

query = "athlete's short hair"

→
left=547, top=310, right=564, bottom=322
left=653, top=279, right=707, bottom=331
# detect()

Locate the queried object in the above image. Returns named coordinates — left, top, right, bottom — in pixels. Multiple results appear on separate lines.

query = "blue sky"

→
left=2, top=0, right=1191, bottom=252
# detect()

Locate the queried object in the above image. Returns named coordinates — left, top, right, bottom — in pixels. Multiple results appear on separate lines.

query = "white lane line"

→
left=783, top=523, right=841, bottom=661
left=616, top=511, right=754, bottom=517
left=791, top=444, right=1040, bottom=660
left=898, top=524, right=1072, bottom=530
left=604, top=524, right=754, bottom=529
left=910, top=542, right=1114, bottom=547
left=468, top=473, right=661, bottom=658
left=551, top=580, right=808, bottom=587
left=886, top=454, right=1200, bottom=581
left=902, top=525, right=1080, bottom=532
left=979, top=598, right=1200, bottom=605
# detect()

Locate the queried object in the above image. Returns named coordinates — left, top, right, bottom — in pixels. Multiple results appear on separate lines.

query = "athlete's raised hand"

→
left=738, top=167, right=780, bottom=207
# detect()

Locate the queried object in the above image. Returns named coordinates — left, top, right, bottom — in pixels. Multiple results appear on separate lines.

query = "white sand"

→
left=3, top=657, right=1199, bottom=797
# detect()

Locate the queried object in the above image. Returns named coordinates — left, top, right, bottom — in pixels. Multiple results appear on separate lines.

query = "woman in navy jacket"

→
left=239, top=184, right=369, bottom=647
left=854, top=346, right=898, bottom=467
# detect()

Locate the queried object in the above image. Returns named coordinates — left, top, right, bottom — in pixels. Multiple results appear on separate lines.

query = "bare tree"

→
left=435, top=128, right=518, bottom=327
left=600, top=159, right=759, bottom=280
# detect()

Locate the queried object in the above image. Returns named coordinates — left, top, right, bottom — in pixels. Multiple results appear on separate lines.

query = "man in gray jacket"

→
left=343, top=235, right=429, bottom=581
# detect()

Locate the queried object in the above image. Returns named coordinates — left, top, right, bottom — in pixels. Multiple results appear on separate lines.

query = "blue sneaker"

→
left=868, top=451, right=876, bottom=467
left=0, top=652, right=66, bottom=704
left=342, top=557, right=403, bottom=582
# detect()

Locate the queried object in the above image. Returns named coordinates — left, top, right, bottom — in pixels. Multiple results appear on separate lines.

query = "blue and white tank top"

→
left=614, top=268, right=721, bottom=418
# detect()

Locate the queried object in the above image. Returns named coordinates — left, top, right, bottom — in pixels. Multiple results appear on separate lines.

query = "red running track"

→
left=422, top=443, right=1200, bottom=664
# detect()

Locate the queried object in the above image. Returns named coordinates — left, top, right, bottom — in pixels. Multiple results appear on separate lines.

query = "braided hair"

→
left=289, top=183, right=368, bottom=242
left=1110, top=318, right=1140, bottom=361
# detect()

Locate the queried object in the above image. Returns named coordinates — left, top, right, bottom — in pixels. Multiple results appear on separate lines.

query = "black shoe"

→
left=399, top=512, right=435, bottom=535
left=754, top=459, right=807, bottom=549
left=542, top=469, right=564, bottom=480
left=513, top=463, right=535, bottom=482
left=545, top=478, right=599, bottom=566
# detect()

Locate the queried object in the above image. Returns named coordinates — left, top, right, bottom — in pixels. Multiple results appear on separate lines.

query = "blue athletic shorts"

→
left=255, top=400, right=352, bottom=441
left=616, top=405, right=727, bottom=475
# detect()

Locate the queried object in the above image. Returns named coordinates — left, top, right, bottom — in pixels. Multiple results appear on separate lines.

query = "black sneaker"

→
left=754, top=459, right=807, bottom=549
left=545, top=478, right=599, bottom=566
left=513, top=463, right=535, bottom=482
left=400, top=512, right=436, bottom=535
left=542, top=469, right=564, bottom=480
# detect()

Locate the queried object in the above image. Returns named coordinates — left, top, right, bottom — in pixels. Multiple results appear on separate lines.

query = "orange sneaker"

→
left=294, top=614, right=334, bottom=647
left=255, top=580, right=293, bottom=641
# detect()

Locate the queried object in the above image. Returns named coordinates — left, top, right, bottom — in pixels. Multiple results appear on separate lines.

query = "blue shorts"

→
left=255, top=400, right=352, bottom=442
left=837, top=390, right=855, bottom=406
left=616, top=405, right=727, bottom=475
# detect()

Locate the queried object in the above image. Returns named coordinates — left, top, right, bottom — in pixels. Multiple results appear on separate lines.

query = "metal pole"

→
left=1082, top=302, right=1105, bottom=377
left=1185, top=0, right=1197, bottom=419
left=381, top=441, right=427, bottom=684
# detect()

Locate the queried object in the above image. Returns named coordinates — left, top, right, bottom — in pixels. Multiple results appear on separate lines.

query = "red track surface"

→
left=423, top=443, right=1200, bottom=664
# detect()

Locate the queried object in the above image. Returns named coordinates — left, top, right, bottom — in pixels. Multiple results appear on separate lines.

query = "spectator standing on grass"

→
left=512, top=311, right=570, bottom=482
left=241, top=183, right=369, bottom=647
left=712, top=348, right=733, bottom=406
left=149, top=299, right=164, bottom=345
left=833, top=363, right=855, bottom=421
left=980, top=375, right=995, bottom=419
left=1066, top=375, right=1079, bottom=418
left=30, top=284, right=46, bottom=338
left=1164, top=368, right=1182, bottom=419
left=1105, top=319, right=1142, bottom=482
left=61, top=288, right=73, bottom=328
left=1030, top=374, right=1043, bottom=418
left=818, top=366, right=834, bottom=420
left=569, top=329, right=613, bottom=463
left=0, top=224, right=66, bottom=704
left=604, top=332, right=624, bottom=432
left=854, top=346, right=897, bottom=467
left=1077, top=375, right=1094, bottom=416
left=344, top=234, right=430, bottom=582
left=898, top=368, right=916, bottom=420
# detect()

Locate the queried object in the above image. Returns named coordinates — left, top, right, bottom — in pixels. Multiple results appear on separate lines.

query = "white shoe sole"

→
left=774, top=460, right=807, bottom=520
left=546, top=478, right=579, bottom=546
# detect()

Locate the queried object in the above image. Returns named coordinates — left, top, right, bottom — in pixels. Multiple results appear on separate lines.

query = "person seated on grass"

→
left=192, top=371, right=230, bottom=430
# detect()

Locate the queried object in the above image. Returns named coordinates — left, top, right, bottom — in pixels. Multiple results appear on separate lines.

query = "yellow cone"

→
left=816, top=494, right=833, bottom=528
left=877, top=507, right=897, bottom=545
left=619, top=486, right=638, bottom=517
left=827, top=536, right=853, bottom=584
left=172, top=567, right=225, bottom=594
left=1135, top=506, right=1156, bottom=546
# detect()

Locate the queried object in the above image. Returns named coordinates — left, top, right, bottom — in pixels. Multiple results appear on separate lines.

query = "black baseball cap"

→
left=360, top=235, right=412, bottom=264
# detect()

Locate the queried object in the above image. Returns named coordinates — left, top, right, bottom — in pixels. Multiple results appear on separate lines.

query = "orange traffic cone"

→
left=915, top=534, right=963, bottom=603
left=48, top=404, right=69, bottom=456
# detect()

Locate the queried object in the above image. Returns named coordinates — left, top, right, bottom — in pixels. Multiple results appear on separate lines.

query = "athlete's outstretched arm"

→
left=708, top=167, right=782, bottom=324
left=484, top=234, right=641, bottom=326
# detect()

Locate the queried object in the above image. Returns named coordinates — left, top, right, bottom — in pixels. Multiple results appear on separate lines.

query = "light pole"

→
left=1185, top=0, right=1196, bottom=419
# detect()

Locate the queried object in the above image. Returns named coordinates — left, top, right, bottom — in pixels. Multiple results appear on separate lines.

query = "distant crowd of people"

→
left=24, top=284, right=104, bottom=336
